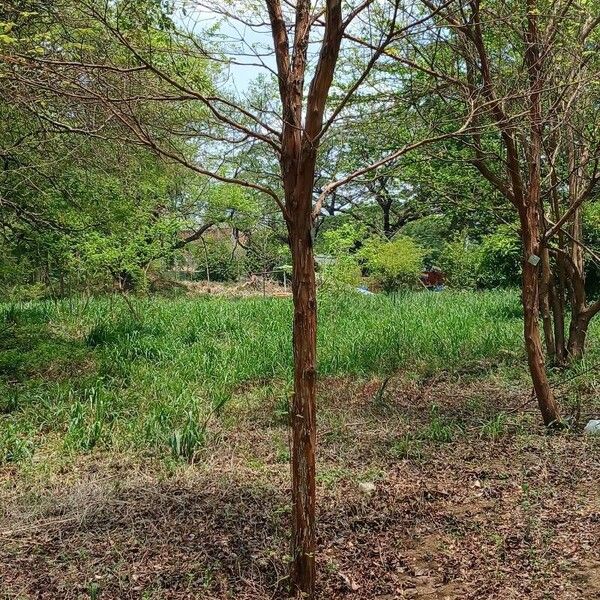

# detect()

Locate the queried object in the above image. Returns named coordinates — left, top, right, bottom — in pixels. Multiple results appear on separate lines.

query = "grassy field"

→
left=1, top=290, right=599, bottom=598
left=0, top=289, right=537, bottom=464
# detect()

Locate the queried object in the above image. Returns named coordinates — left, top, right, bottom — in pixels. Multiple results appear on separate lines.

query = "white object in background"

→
left=583, top=420, right=600, bottom=435
left=356, top=286, right=375, bottom=296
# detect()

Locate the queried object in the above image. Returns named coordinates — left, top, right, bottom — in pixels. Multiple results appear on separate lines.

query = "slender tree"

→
left=2, top=1, right=471, bottom=595
left=384, top=0, right=600, bottom=426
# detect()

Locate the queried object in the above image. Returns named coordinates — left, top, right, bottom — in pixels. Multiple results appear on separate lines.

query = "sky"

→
left=176, top=6, right=276, bottom=93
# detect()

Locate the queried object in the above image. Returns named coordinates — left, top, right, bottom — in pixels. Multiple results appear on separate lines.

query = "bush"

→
left=320, top=223, right=365, bottom=256
left=185, top=237, right=244, bottom=282
left=2, top=282, right=47, bottom=302
left=477, top=226, right=522, bottom=288
left=359, top=236, right=425, bottom=292
left=437, top=234, right=481, bottom=289
left=317, top=223, right=365, bottom=291
left=320, top=255, right=362, bottom=291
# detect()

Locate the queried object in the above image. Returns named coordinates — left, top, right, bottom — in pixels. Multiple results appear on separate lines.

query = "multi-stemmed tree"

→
left=2, top=1, right=468, bottom=595
left=381, top=0, right=600, bottom=426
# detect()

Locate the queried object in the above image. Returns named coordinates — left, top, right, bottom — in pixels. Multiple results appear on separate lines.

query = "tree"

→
left=2, top=1, right=471, bottom=595
left=391, top=0, right=600, bottom=426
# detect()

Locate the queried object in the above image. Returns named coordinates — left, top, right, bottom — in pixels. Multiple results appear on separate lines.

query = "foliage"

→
left=359, top=236, right=425, bottom=291
left=242, top=229, right=291, bottom=276
left=320, top=255, right=362, bottom=291
left=401, top=215, right=452, bottom=266
left=477, top=226, right=522, bottom=288
left=584, top=202, right=600, bottom=295
left=437, top=234, right=482, bottom=290
left=183, top=236, right=244, bottom=282
left=319, top=223, right=364, bottom=290
left=320, top=223, right=365, bottom=256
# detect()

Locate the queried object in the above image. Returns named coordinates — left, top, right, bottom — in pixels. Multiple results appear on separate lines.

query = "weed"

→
left=390, top=434, right=423, bottom=459
left=465, top=396, right=485, bottom=414
left=168, top=412, right=205, bottom=462
left=480, top=412, right=509, bottom=439
left=0, top=290, right=597, bottom=464
left=0, top=425, right=34, bottom=463
left=372, top=376, right=392, bottom=409
left=274, top=437, right=290, bottom=463
left=87, top=582, right=101, bottom=600
left=0, top=389, right=19, bottom=414
left=316, top=466, right=351, bottom=487
left=423, top=405, right=461, bottom=443
left=273, top=395, right=290, bottom=425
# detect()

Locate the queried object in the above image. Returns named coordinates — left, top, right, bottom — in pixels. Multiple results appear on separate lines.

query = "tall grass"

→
left=0, top=290, right=595, bottom=463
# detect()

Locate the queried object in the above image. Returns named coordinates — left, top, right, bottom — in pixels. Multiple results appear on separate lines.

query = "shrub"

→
left=477, top=226, right=522, bottom=288
left=320, top=255, right=362, bottom=291
left=437, top=234, right=481, bottom=289
left=320, top=223, right=365, bottom=256
left=3, top=283, right=47, bottom=302
left=317, top=223, right=365, bottom=291
left=185, top=237, right=244, bottom=282
left=359, top=235, right=425, bottom=291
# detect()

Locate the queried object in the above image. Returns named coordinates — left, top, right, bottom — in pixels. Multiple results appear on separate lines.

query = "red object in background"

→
left=421, top=269, right=445, bottom=288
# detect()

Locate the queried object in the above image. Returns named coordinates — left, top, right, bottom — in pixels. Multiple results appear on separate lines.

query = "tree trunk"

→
left=521, top=3, right=561, bottom=427
left=520, top=210, right=562, bottom=427
left=288, top=218, right=317, bottom=599
left=562, top=249, right=591, bottom=362
left=549, top=282, right=567, bottom=367
left=382, top=200, right=392, bottom=239
left=539, top=246, right=556, bottom=362
left=567, top=309, right=590, bottom=361
left=550, top=249, right=568, bottom=367
left=548, top=148, right=568, bottom=366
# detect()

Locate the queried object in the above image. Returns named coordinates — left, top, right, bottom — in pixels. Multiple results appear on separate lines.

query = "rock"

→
left=583, top=420, right=600, bottom=435
left=359, top=481, right=376, bottom=494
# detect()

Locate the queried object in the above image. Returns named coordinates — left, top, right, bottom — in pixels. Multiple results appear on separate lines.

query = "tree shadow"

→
left=1, top=476, right=290, bottom=599
left=0, top=305, right=92, bottom=386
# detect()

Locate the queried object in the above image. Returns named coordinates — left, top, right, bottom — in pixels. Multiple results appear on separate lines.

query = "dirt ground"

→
left=181, top=279, right=291, bottom=298
left=1, top=376, right=599, bottom=599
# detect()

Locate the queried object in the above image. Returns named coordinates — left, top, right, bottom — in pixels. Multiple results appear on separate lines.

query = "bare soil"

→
left=182, top=279, right=291, bottom=298
left=1, top=376, right=599, bottom=599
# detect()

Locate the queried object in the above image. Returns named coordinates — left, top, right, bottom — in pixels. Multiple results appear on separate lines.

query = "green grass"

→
left=0, top=289, right=597, bottom=465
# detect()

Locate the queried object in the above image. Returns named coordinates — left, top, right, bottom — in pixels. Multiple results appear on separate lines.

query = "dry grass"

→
left=1, top=376, right=599, bottom=599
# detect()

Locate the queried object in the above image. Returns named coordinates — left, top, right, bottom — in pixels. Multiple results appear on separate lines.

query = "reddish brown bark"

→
left=520, top=211, right=562, bottom=426
left=521, top=1, right=561, bottom=426
left=288, top=216, right=317, bottom=598
left=568, top=312, right=590, bottom=360
left=268, top=0, right=343, bottom=594
left=539, top=246, right=556, bottom=362
left=463, top=0, right=562, bottom=426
